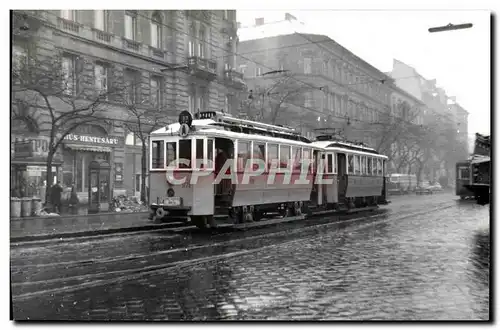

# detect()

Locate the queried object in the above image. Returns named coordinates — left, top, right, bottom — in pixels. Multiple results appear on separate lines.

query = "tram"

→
left=148, top=110, right=390, bottom=229
left=456, top=159, right=475, bottom=200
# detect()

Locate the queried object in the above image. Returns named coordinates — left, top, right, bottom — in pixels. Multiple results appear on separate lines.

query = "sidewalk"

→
left=10, top=211, right=178, bottom=242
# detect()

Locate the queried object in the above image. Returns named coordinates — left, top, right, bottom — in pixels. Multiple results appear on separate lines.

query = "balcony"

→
left=57, top=17, right=81, bottom=34
left=223, top=69, right=246, bottom=89
left=92, top=28, right=112, bottom=43
left=123, top=38, right=140, bottom=52
left=187, top=56, right=217, bottom=81
left=149, top=46, right=165, bottom=60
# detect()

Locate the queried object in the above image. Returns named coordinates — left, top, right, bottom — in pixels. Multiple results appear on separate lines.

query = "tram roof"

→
left=151, top=120, right=315, bottom=147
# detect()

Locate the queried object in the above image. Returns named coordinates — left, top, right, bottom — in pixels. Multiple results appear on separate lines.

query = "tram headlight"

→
left=167, top=188, right=175, bottom=197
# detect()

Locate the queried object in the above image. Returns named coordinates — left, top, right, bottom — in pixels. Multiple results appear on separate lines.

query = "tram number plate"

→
left=163, top=197, right=181, bottom=206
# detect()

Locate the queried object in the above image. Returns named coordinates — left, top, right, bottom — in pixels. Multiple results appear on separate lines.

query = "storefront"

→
left=11, top=136, right=63, bottom=202
left=60, top=124, right=125, bottom=203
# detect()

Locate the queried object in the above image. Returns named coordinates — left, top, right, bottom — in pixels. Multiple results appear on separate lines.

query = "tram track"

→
left=12, top=201, right=455, bottom=301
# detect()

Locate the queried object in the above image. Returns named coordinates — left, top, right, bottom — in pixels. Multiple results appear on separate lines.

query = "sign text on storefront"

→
left=64, top=134, right=120, bottom=146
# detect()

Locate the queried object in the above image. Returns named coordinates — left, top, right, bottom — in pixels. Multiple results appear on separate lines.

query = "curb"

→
left=10, top=211, right=150, bottom=222
left=11, top=222, right=177, bottom=243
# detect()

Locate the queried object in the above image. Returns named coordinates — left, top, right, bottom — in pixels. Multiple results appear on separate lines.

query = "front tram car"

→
left=148, top=111, right=315, bottom=229
left=310, top=136, right=390, bottom=211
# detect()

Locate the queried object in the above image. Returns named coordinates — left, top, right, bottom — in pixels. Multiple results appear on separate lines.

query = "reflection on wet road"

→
left=11, top=194, right=489, bottom=320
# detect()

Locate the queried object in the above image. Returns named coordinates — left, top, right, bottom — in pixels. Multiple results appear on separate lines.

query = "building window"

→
left=124, top=69, right=139, bottom=104
left=188, top=24, right=196, bottom=57
left=198, top=26, right=206, bottom=58
left=61, top=55, right=76, bottom=95
left=304, top=92, right=313, bottom=108
left=303, top=58, right=312, bottom=74
left=61, top=10, right=77, bottom=21
left=197, top=95, right=204, bottom=112
left=150, top=76, right=162, bottom=108
left=94, top=63, right=108, bottom=97
left=239, top=64, right=247, bottom=75
left=223, top=10, right=228, bottom=20
left=224, top=95, right=229, bottom=113
left=151, top=12, right=162, bottom=48
left=13, top=44, right=28, bottom=72
left=322, top=62, right=327, bottom=76
left=124, top=11, right=137, bottom=41
left=94, top=10, right=108, bottom=31
left=126, top=132, right=144, bottom=146
left=255, top=67, right=262, bottom=76
left=188, top=92, right=195, bottom=113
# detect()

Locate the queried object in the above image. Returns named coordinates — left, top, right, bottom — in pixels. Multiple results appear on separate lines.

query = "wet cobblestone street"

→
left=11, top=194, right=490, bottom=320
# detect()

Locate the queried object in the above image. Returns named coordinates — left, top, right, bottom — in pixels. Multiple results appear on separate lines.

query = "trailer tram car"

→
left=308, top=136, right=389, bottom=212
left=456, top=160, right=475, bottom=200
left=148, top=111, right=391, bottom=229
left=148, top=111, right=315, bottom=229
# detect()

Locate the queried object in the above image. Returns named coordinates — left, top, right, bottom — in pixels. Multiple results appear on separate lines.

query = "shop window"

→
left=279, top=145, right=290, bottom=169
left=166, top=142, right=176, bottom=167
left=237, top=141, right=251, bottom=171
left=178, top=139, right=192, bottom=168
left=267, top=143, right=279, bottom=169
left=151, top=140, right=164, bottom=169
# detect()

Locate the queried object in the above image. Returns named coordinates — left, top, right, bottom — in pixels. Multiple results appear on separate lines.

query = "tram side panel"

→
left=149, top=171, right=215, bottom=216
left=345, top=176, right=384, bottom=198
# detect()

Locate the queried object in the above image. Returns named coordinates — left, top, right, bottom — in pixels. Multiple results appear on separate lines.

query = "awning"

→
left=65, top=144, right=112, bottom=153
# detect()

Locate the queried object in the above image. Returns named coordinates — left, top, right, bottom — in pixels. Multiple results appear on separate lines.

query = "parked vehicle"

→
left=415, top=181, right=433, bottom=195
left=387, top=174, right=417, bottom=195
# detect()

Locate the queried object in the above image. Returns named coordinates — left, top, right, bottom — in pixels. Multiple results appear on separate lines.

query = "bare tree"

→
left=121, top=96, right=171, bottom=204
left=247, top=73, right=310, bottom=125
left=12, top=43, right=115, bottom=200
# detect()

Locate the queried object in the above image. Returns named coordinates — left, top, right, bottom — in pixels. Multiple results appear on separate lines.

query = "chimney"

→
left=285, top=13, right=297, bottom=21
left=255, top=17, right=264, bottom=26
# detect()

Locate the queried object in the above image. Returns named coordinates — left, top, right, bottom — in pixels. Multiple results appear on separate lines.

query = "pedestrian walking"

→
left=50, top=181, right=63, bottom=214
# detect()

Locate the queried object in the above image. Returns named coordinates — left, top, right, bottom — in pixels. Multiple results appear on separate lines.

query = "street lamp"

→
left=428, top=23, right=473, bottom=33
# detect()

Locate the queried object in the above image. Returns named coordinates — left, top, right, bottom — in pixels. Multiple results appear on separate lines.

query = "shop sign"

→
left=13, top=137, right=51, bottom=158
left=26, top=165, right=56, bottom=176
left=114, top=162, right=124, bottom=182
left=63, top=134, right=124, bottom=147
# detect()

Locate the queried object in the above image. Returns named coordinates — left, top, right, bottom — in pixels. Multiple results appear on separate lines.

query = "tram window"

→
left=151, top=140, right=164, bottom=169
left=377, top=159, right=382, bottom=176
left=267, top=143, right=279, bottom=169
left=354, top=155, right=360, bottom=175
left=292, top=147, right=301, bottom=171
left=178, top=139, right=192, bottom=168
left=459, top=167, right=470, bottom=180
left=348, top=154, right=354, bottom=174
left=303, top=148, right=312, bottom=172
left=327, top=154, right=333, bottom=173
left=207, top=139, right=214, bottom=168
left=383, top=160, right=386, bottom=175
left=279, top=145, right=291, bottom=169
left=360, top=156, right=366, bottom=175
left=166, top=142, right=176, bottom=168
left=195, top=139, right=204, bottom=168
left=237, top=141, right=251, bottom=171
left=367, top=158, right=372, bottom=175
left=253, top=143, right=265, bottom=161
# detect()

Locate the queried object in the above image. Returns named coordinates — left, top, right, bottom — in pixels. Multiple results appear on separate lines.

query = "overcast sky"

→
left=237, top=10, right=491, bottom=137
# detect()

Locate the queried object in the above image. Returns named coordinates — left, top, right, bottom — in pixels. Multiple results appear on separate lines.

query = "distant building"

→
left=238, top=14, right=393, bottom=144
